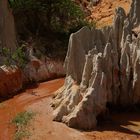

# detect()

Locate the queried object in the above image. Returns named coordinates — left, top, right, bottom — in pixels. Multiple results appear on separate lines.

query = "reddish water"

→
left=0, top=78, right=64, bottom=140
left=0, top=78, right=140, bottom=140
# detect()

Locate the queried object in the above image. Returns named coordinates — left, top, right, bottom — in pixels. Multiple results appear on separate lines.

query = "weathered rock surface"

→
left=24, top=57, right=65, bottom=82
left=0, top=0, right=17, bottom=51
left=23, top=48, right=65, bottom=82
left=52, top=0, right=140, bottom=130
left=0, top=65, right=22, bottom=98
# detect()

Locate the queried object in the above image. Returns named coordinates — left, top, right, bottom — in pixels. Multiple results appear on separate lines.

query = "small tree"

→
left=9, top=0, right=85, bottom=33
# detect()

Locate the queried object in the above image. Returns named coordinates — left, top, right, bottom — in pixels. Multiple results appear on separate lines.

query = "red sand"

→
left=0, top=78, right=140, bottom=140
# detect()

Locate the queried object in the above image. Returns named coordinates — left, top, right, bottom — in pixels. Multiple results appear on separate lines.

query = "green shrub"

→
left=1, top=46, right=28, bottom=68
left=14, top=130, right=30, bottom=140
left=9, top=0, right=86, bottom=33
left=12, top=111, right=36, bottom=140
left=8, top=0, right=95, bottom=58
left=12, top=46, right=28, bottom=68
left=12, top=111, right=35, bottom=126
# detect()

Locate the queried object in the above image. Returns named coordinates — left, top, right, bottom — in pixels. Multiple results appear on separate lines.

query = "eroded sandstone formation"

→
left=22, top=47, right=65, bottom=82
left=23, top=57, right=65, bottom=82
left=0, top=65, right=22, bottom=98
left=52, top=0, right=140, bottom=130
left=0, top=1, right=22, bottom=98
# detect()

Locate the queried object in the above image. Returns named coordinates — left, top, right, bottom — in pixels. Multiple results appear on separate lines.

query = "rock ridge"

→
left=52, top=0, right=140, bottom=130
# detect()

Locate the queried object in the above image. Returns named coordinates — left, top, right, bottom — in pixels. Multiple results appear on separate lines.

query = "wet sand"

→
left=0, top=79, right=65, bottom=140
left=0, top=78, right=140, bottom=140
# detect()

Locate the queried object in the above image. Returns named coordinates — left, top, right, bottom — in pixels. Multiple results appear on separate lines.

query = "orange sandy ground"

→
left=88, top=0, right=131, bottom=27
left=0, top=78, right=140, bottom=140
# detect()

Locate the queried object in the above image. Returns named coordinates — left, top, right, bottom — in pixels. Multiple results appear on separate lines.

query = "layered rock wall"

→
left=52, top=0, right=140, bottom=130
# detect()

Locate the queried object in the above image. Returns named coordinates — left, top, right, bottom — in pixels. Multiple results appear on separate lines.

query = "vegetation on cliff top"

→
left=7, top=0, right=92, bottom=61
left=9, top=0, right=87, bottom=35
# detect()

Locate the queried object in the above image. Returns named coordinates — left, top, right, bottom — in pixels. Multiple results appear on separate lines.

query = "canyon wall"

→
left=0, top=65, right=22, bottom=98
left=0, top=0, right=64, bottom=97
left=0, top=1, right=22, bottom=98
left=52, top=0, right=140, bottom=130
left=0, top=0, right=17, bottom=51
left=23, top=57, right=65, bottom=82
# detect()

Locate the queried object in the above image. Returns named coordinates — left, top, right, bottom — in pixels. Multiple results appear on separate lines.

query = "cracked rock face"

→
left=52, top=0, right=140, bottom=130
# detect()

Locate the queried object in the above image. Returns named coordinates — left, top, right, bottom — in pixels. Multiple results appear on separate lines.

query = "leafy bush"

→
left=9, top=0, right=85, bottom=33
left=1, top=46, right=28, bottom=68
left=14, top=130, right=30, bottom=140
left=8, top=0, right=94, bottom=60
left=12, top=46, right=28, bottom=67
left=12, top=111, right=35, bottom=140
left=12, top=111, right=35, bottom=126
